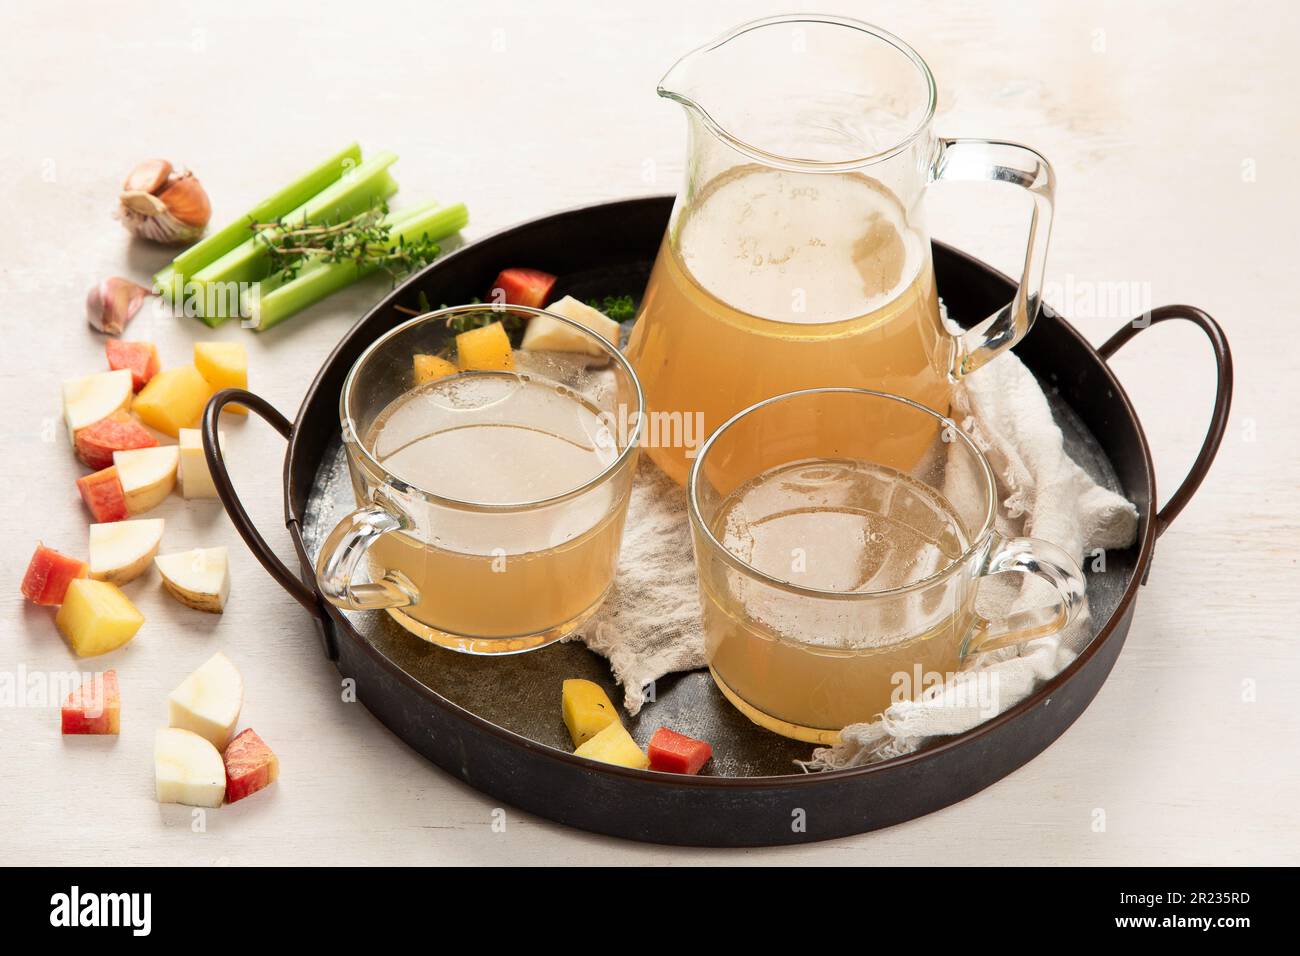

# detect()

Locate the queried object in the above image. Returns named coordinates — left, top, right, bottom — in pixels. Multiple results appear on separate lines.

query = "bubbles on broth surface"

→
left=418, top=369, right=523, bottom=412
left=715, top=458, right=967, bottom=595
left=366, top=371, right=616, bottom=506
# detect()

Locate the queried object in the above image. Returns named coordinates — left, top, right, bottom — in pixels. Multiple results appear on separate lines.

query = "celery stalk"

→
left=155, top=143, right=362, bottom=295
left=247, top=202, right=469, bottom=332
left=191, top=151, right=400, bottom=325
left=381, top=197, right=442, bottom=229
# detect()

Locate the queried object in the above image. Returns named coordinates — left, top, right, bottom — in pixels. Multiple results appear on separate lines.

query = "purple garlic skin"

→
left=87, top=276, right=151, bottom=335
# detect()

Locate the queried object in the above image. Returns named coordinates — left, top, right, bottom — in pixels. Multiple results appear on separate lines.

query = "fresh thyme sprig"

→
left=253, top=205, right=443, bottom=283
left=586, top=294, right=637, bottom=322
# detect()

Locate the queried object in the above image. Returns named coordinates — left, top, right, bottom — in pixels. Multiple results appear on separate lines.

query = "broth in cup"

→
left=316, top=306, right=642, bottom=655
left=688, top=388, right=1085, bottom=743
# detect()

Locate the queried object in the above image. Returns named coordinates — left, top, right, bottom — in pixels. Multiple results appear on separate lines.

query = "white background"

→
left=1, top=0, right=1295, bottom=864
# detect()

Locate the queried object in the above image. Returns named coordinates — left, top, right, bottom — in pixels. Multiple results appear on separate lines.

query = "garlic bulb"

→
left=87, top=277, right=152, bottom=335
left=117, top=159, right=211, bottom=244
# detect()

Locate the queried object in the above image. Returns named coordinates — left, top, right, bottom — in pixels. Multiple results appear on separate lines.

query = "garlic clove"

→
left=116, top=161, right=211, bottom=245
left=119, top=190, right=169, bottom=218
left=157, top=174, right=211, bottom=228
left=123, top=159, right=172, bottom=194
left=87, top=277, right=153, bottom=335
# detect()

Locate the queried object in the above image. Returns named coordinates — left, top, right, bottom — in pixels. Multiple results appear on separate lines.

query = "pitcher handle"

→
left=931, top=138, right=1056, bottom=378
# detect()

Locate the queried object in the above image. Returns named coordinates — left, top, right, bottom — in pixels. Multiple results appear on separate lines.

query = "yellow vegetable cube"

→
left=193, top=342, right=248, bottom=415
left=455, top=321, right=514, bottom=371
left=562, top=678, right=619, bottom=747
left=133, top=366, right=213, bottom=438
left=573, top=721, right=649, bottom=769
left=55, top=579, right=145, bottom=657
left=413, top=354, right=459, bottom=384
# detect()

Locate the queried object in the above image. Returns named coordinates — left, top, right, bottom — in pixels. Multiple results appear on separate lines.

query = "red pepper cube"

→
left=648, top=727, right=713, bottom=775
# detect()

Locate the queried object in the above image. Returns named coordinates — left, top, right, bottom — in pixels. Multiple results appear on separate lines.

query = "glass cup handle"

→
left=315, top=504, right=419, bottom=612
left=931, top=138, right=1056, bottom=378
left=966, top=533, right=1086, bottom=655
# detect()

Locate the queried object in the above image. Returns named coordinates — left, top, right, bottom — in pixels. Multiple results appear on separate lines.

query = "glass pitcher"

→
left=625, top=14, right=1055, bottom=485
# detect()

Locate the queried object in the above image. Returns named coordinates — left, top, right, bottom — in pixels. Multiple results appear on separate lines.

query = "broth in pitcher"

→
left=626, top=165, right=952, bottom=485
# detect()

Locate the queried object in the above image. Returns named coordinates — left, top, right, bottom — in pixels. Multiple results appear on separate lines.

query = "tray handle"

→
left=202, top=388, right=326, bottom=620
left=1099, top=305, right=1233, bottom=538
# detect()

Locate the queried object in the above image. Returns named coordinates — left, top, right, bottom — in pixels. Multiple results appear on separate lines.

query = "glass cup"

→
left=316, top=305, right=643, bottom=655
left=687, top=388, right=1085, bottom=744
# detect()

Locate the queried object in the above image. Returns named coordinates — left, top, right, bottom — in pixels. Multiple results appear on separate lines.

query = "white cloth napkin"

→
left=576, top=349, right=1139, bottom=768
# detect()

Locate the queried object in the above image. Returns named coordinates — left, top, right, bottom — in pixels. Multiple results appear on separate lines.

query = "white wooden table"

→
left=2, top=0, right=1295, bottom=865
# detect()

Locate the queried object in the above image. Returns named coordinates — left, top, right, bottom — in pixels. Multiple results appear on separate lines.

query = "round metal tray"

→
left=203, top=196, right=1232, bottom=846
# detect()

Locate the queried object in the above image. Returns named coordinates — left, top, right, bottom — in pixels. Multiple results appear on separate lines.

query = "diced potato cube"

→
left=413, top=354, right=459, bottom=384
left=562, top=678, right=619, bottom=747
left=168, top=650, right=242, bottom=747
left=573, top=721, right=649, bottom=770
left=178, top=428, right=224, bottom=499
left=55, top=578, right=145, bottom=657
left=114, top=445, right=180, bottom=515
left=193, top=341, right=248, bottom=414
left=155, top=728, right=225, bottom=808
left=62, top=369, right=134, bottom=437
left=155, top=547, right=230, bottom=613
left=455, top=321, right=514, bottom=371
left=521, top=296, right=621, bottom=356
left=132, top=366, right=213, bottom=438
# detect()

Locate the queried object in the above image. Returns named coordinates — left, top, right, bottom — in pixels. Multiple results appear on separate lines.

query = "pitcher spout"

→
left=655, top=14, right=936, bottom=171
left=656, top=42, right=706, bottom=116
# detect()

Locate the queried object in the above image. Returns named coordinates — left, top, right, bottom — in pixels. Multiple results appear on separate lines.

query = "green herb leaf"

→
left=586, top=294, right=637, bottom=322
left=255, top=203, right=445, bottom=284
